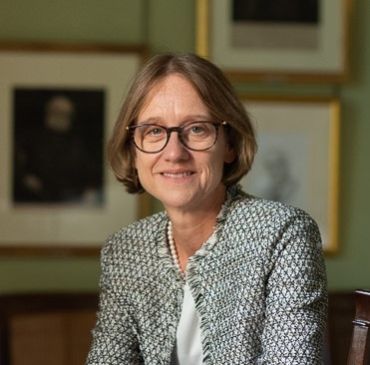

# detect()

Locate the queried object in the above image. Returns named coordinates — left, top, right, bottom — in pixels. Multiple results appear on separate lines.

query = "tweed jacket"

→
left=86, top=186, right=327, bottom=365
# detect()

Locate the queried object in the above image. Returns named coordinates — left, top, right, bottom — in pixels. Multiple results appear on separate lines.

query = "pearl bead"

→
left=167, top=221, right=184, bottom=276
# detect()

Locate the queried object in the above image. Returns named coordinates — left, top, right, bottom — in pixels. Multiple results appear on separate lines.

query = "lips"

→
left=160, top=171, right=194, bottom=178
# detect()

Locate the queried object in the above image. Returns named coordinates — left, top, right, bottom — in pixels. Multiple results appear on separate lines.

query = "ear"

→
left=224, top=144, right=236, bottom=164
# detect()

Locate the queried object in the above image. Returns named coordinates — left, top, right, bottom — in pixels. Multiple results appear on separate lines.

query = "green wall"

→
left=0, top=0, right=368, bottom=293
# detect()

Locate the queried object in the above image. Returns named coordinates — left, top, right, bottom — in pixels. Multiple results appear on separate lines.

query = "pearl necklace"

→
left=167, top=221, right=183, bottom=276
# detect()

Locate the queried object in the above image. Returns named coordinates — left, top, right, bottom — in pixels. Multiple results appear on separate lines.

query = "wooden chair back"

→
left=0, top=292, right=98, bottom=365
left=328, top=291, right=356, bottom=364
left=347, top=289, right=370, bottom=365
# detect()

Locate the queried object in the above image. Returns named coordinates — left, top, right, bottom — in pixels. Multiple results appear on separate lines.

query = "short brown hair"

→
left=108, top=53, right=257, bottom=193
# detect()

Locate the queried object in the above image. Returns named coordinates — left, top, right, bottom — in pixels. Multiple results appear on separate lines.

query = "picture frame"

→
left=196, top=0, right=351, bottom=83
left=0, top=43, right=150, bottom=256
left=240, top=96, right=340, bottom=254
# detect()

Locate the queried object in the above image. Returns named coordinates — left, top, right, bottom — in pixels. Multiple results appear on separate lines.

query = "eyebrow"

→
left=136, top=114, right=212, bottom=126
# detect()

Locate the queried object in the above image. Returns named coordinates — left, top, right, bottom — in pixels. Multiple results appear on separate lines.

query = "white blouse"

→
left=176, top=282, right=203, bottom=364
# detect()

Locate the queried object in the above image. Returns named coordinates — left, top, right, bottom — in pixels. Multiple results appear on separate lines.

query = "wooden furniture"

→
left=0, top=292, right=98, bottom=365
left=327, top=291, right=356, bottom=365
left=347, top=290, right=370, bottom=365
left=0, top=290, right=367, bottom=364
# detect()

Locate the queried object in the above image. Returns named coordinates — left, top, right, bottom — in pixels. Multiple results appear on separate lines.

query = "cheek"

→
left=201, top=154, right=225, bottom=183
left=134, top=154, right=146, bottom=180
left=212, top=147, right=231, bottom=179
left=134, top=154, right=157, bottom=184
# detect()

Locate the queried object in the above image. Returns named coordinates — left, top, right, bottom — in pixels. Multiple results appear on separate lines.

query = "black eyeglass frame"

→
left=126, top=121, right=228, bottom=154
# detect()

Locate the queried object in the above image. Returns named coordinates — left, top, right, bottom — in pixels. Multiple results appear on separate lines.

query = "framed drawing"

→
left=0, top=43, right=150, bottom=255
left=240, top=96, right=340, bottom=254
left=196, top=0, right=351, bottom=83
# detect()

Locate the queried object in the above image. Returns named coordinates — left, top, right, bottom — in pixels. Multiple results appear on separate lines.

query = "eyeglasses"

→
left=126, top=121, right=227, bottom=153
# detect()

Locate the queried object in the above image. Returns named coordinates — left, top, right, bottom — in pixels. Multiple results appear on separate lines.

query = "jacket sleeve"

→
left=257, top=213, right=328, bottom=365
left=86, top=238, right=142, bottom=365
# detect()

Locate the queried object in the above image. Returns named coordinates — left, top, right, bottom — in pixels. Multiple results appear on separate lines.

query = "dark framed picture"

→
left=196, top=0, right=351, bottom=83
left=0, top=43, right=149, bottom=255
left=240, top=96, right=340, bottom=254
left=13, top=88, right=104, bottom=206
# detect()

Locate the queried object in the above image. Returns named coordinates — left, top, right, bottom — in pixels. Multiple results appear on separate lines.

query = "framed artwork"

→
left=196, top=0, right=351, bottom=83
left=0, top=43, right=150, bottom=255
left=240, top=96, right=340, bottom=254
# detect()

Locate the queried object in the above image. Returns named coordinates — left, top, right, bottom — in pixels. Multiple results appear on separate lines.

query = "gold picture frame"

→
left=0, top=42, right=150, bottom=256
left=196, top=0, right=351, bottom=83
left=240, top=96, right=340, bottom=254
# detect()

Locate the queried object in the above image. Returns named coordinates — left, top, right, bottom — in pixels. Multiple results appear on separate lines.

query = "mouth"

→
left=160, top=171, right=195, bottom=178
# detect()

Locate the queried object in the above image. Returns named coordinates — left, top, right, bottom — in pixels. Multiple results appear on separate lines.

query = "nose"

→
left=162, top=130, right=189, bottom=161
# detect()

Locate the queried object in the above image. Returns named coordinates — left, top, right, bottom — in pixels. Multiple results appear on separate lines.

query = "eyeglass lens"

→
left=133, top=122, right=219, bottom=153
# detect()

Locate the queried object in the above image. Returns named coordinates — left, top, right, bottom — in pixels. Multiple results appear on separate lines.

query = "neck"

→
left=166, top=186, right=226, bottom=272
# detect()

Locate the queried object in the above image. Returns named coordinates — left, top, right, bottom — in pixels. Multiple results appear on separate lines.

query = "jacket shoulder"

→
left=100, top=211, right=167, bottom=264
left=224, top=193, right=321, bottom=253
left=231, top=193, right=317, bottom=229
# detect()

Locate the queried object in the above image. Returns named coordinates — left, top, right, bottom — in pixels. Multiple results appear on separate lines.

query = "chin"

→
left=157, top=192, right=197, bottom=211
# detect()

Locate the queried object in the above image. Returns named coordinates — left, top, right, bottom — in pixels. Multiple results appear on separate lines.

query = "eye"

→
left=191, top=125, right=205, bottom=134
left=143, top=125, right=165, bottom=137
left=187, top=122, right=212, bottom=136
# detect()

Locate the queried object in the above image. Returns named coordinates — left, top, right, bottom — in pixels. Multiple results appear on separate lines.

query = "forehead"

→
left=137, top=74, right=210, bottom=121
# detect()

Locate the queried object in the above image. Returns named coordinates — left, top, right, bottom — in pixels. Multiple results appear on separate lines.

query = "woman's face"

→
left=134, top=73, right=235, bottom=213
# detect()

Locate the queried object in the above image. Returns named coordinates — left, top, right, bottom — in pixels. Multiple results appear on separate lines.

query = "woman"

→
left=86, top=53, right=327, bottom=364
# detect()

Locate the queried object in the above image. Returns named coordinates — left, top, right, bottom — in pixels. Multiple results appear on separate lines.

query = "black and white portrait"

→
left=12, top=88, right=105, bottom=206
left=231, top=0, right=320, bottom=49
left=232, top=0, right=319, bottom=23
left=243, top=132, right=309, bottom=208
